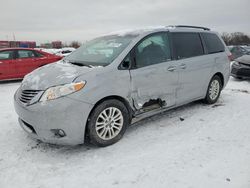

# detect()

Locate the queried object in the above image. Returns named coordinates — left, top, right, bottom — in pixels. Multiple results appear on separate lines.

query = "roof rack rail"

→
left=170, top=25, right=210, bottom=31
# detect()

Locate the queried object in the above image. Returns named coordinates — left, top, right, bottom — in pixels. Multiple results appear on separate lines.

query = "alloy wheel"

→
left=95, top=107, right=124, bottom=140
left=209, top=80, right=220, bottom=100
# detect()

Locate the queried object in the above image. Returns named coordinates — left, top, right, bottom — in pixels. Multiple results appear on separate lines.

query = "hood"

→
left=21, top=61, right=96, bottom=90
left=236, top=55, right=250, bottom=65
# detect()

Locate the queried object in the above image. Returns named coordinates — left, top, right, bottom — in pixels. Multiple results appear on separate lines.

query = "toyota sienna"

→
left=14, top=25, right=231, bottom=147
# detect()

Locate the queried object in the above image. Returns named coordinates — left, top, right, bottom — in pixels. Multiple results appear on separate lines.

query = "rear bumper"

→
left=14, top=89, right=94, bottom=145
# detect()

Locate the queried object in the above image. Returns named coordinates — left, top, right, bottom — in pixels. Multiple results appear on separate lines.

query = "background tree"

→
left=221, top=32, right=250, bottom=46
left=62, top=42, right=68, bottom=47
left=221, top=32, right=231, bottom=45
left=69, top=41, right=81, bottom=48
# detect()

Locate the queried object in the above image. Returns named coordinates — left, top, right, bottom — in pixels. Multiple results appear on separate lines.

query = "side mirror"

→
left=120, top=59, right=130, bottom=70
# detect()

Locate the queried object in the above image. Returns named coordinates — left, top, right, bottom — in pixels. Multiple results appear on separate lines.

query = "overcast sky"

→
left=0, top=0, right=249, bottom=44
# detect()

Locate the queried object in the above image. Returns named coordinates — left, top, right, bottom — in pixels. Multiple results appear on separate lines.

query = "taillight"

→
left=228, top=53, right=234, bottom=61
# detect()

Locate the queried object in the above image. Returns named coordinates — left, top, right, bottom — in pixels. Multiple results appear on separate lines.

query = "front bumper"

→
left=14, top=88, right=94, bottom=145
left=231, top=64, right=250, bottom=79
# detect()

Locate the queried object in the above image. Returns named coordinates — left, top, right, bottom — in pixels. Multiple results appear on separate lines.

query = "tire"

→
left=203, top=75, right=222, bottom=104
left=86, top=99, right=130, bottom=147
left=236, top=76, right=243, bottom=80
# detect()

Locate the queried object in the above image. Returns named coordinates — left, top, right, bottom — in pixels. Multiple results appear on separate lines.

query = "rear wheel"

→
left=87, top=99, right=129, bottom=147
left=203, top=75, right=222, bottom=104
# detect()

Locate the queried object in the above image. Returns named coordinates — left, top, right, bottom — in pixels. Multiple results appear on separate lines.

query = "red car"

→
left=0, top=48, right=62, bottom=80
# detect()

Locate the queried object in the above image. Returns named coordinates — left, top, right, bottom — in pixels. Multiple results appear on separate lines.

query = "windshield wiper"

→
left=65, top=60, right=92, bottom=68
left=62, top=59, right=105, bottom=68
left=70, top=61, right=92, bottom=68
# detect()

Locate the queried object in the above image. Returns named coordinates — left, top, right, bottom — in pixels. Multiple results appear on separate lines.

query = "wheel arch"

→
left=84, top=95, right=134, bottom=139
left=213, top=72, right=224, bottom=88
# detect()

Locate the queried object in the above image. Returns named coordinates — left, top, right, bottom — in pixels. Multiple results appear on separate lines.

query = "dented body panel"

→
left=129, top=60, right=178, bottom=110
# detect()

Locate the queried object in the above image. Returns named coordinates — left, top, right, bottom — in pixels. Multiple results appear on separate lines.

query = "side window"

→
left=17, top=50, right=36, bottom=59
left=34, top=51, right=44, bottom=57
left=202, top=33, right=225, bottom=54
left=0, top=50, right=14, bottom=60
left=172, top=32, right=204, bottom=59
left=135, top=33, right=171, bottom=68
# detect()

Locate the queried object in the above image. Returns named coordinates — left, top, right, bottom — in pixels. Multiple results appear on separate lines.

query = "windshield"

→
left=65, top=34, right=138, bottom=66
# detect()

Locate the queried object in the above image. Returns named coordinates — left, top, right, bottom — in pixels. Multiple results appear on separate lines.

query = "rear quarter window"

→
left=202, top=33, right=225, bottom=54
left=34, top=51, right=44, bottom=57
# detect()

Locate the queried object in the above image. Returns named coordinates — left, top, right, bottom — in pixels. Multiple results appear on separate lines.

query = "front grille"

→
left=19, top=90, right=40, bottom=104
left=231, top=66, right=250, bottom=77
left=239, top=68, right=250, bottom=77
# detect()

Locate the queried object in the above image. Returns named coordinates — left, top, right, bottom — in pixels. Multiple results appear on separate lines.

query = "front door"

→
left=129, top=32, right=179, bottom=111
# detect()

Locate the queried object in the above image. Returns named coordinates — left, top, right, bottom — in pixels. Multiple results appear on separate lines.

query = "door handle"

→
left=180, top=64, right=186, bottom=69
left=167, top=66, right=176, bottom=72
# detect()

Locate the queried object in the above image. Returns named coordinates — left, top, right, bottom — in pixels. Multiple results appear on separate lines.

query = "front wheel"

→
left=203, top=75, right=222, bottom=104
left=86, top=99, right=130, bottom=147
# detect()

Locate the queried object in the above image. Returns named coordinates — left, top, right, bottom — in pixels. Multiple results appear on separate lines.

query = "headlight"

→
left=233, top=61, right=240, bottom=66
left=40, top=81, right=86, bottom=102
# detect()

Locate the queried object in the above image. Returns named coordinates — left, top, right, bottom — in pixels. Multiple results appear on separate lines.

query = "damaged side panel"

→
left=129, top=62, right=179, bottom=113
left=130, top=90, right=175, bottom=113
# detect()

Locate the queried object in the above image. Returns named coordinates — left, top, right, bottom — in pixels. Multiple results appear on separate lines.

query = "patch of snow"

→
left=36, top=48, right=76, bottom=55
left=55, top=61, right=79, bottom=79
left=105, top=26, right=166, bottom=37
left=0, top=77, right=250, bottom=188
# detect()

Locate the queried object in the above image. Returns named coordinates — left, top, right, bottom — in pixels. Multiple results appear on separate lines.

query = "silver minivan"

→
left=14, top=25, right=230, bottom=147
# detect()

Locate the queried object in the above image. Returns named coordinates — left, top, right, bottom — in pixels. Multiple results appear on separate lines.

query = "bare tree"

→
left=69, top=41, right=81, bottom=48
left=62, top=42, right=68, bottom=48
left=221, top=32, right=250, bottom=45
left=221, top=32, right=231, bottom=45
